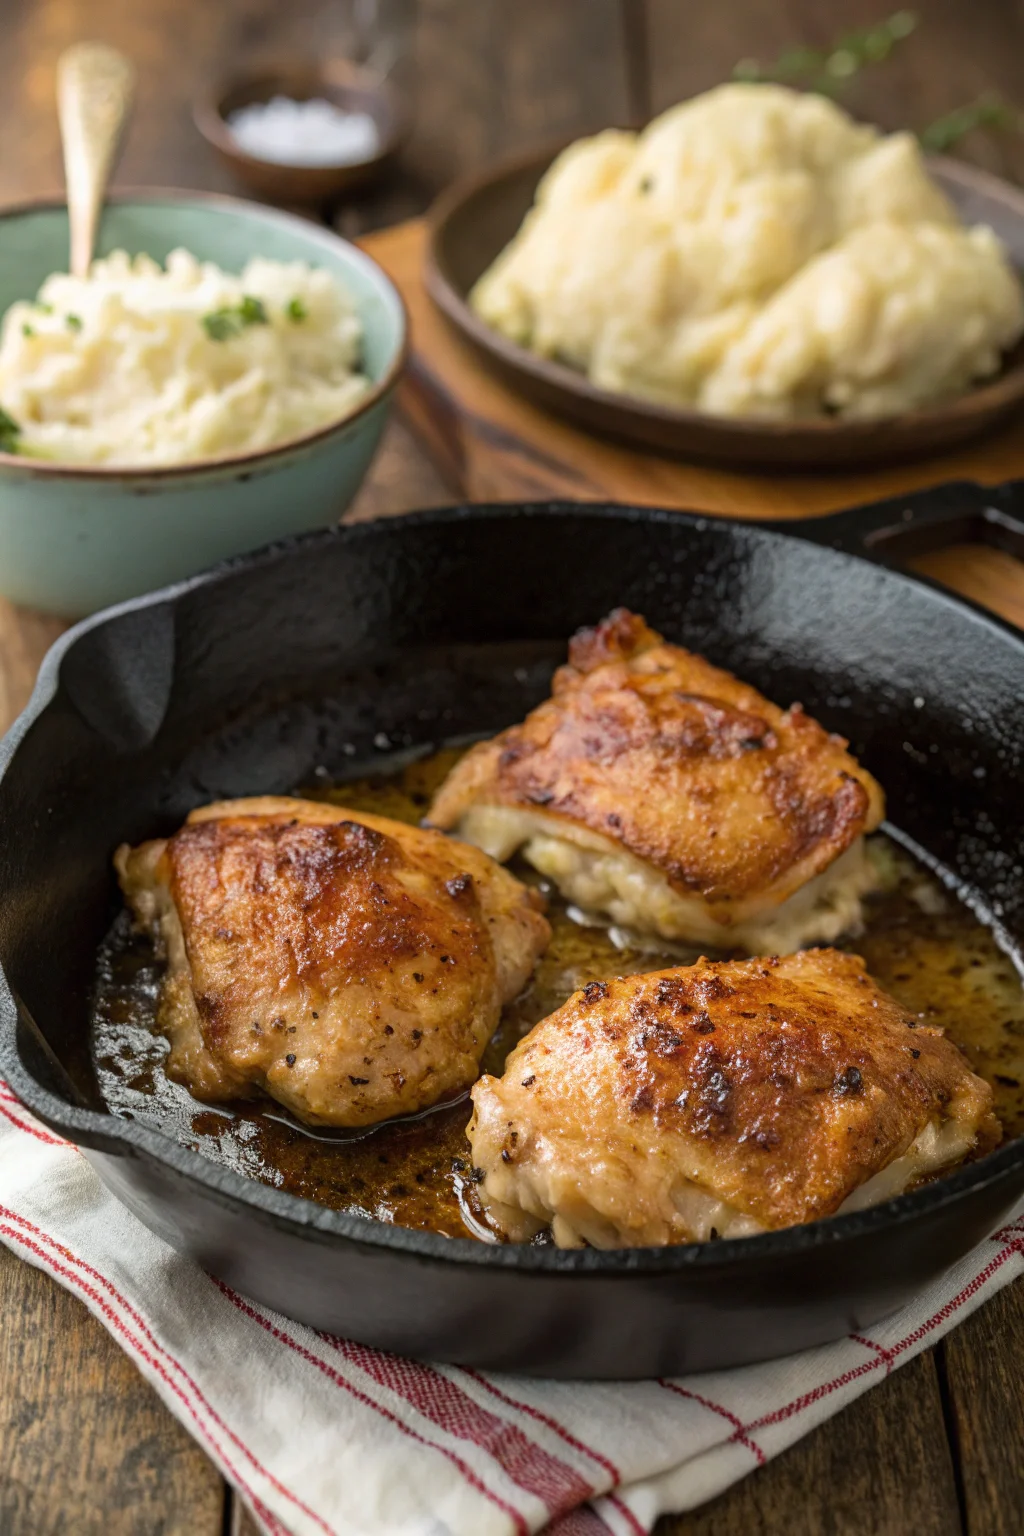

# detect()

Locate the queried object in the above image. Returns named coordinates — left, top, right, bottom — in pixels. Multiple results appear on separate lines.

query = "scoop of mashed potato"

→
left=471, top=84, right=1024, bottom=419
left=0, top=249, right=370, bottom=466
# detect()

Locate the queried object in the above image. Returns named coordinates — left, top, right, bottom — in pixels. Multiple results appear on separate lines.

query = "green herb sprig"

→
left=920, top=92, right=1020, bottom=152
left=201, top=295, right=269, bottom=341
left=65, top=313, right=83, bottom=332
left=734, top=11, right=917, bottom=96
left=733, top=17, right=1023, bottom=156
left=0, top=407, right=20, bottom=454
left=285, top=296, right=307, bottom=322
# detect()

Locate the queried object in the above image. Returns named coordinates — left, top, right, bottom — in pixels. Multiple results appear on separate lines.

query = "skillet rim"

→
left=2, top=497, right=1024, bottom=1275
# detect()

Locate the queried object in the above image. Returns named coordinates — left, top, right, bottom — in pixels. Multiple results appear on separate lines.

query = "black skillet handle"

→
left=769, top=478, right=1024, bottom=577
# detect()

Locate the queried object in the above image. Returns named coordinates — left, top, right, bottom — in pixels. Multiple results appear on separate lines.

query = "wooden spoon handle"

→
left=57, top=43, right=135, bottom=279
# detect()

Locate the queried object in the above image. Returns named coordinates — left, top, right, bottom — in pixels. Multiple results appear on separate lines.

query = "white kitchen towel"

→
left=1, top=1080, right=1021, bottom=1536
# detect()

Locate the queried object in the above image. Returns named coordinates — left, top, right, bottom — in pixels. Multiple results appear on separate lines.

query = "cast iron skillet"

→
left=427, top=145, right=1024, bottom=468
left=2, top=491, right=1024, bottom=1379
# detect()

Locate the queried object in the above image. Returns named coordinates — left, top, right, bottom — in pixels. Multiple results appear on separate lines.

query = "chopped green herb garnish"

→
left=285, top=296, right=308, bottom=322
left=201, top=295, right=269, bottom=341
left=0, top=407, right=20, bottom=454
left=201, top=309, right=241, bottom=341
left=21, top=323, right=34, bottom=338
left=65, top=313, right=83, bottom=331
left=35, top=301, right=53, bottom=315
left=239, top=294, right=268, bottom=325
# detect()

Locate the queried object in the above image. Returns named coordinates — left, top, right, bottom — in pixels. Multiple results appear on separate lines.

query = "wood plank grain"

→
left=345, top=415, right=455, bottom=522
left=0, top=601, right=67, bottom=735
left=336, top=0, right=633, bottom=238
left=405, top=0, right=631, bottom=180
left=910, top=544, right=1024, bottom=632
left=0, top=1244, right=224, bottom=1536
left=621, top=0, right=653, bottom=126
left=643, top=0, right=1024, bottom=185
left=941, top=1276, right=1024, bottom=1536
left=1, top=0, right=302, bottom=205
left=230, top=1494, right=262, bottom=1536
left=659, top=1351, right=962, bottom=1536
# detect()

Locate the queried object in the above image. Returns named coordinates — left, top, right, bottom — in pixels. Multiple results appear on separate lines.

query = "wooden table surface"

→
left=2, top=2, right=1024, bottom=1532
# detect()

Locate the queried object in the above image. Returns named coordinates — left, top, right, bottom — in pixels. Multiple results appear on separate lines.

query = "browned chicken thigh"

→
left=469, top=949, right=999, bottom=1247
left=116, top=796, right=550, bottom=1127
left=429, top=609, right=886, bottom=953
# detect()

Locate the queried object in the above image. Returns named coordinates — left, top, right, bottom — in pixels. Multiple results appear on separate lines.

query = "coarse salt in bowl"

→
left=228, top=95, right=382, bottom=167
left=195, top=67, right=405, bottom=205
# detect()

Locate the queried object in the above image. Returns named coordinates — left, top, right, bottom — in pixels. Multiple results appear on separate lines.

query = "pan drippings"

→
left=91, top=748, right=1024, bottom=1241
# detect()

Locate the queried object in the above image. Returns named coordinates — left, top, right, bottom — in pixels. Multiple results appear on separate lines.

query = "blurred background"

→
left=3, top=8, right=1024, bottom=1532
left=6, top=0, right=1024, bottom=233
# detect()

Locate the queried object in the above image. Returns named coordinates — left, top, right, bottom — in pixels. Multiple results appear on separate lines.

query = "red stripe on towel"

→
left=460, top=1371, right=623, bottom=1484
left=0, top=1099, right=67, bottom=1146
left=325, top=1334, right=598, bottom=1518
left=0, top=1210, right=333, bottom=1536
left=544, top=1503, right=616, bottom=1533
left=218, top=1281, right=532, bottom=1536
left=741, top=1230, right=1024, bottom=1439
left=658, top=1380, right=766, bottom=1465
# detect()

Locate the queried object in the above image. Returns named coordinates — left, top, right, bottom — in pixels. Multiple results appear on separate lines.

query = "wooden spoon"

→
left=56, top=43, right=136, bottom=278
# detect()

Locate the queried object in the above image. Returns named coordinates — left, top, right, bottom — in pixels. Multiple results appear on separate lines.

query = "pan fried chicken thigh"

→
left=429, top=609, right=885, bottom=953
left=116, top=797, right=550, bottom=1127
left=469, top=949, right=999, bottom=1248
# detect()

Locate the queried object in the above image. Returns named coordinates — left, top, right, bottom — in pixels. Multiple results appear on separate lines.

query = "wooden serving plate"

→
left=425, top=145, right=1024, bottom=469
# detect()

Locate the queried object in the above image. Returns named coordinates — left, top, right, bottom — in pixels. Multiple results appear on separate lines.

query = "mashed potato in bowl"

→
left=471, top=83, right=1024, bottom=420
left=0, top=249, right=370, bottom=466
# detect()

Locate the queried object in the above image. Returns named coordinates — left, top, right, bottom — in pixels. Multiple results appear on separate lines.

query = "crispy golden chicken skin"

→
left=115, top=796, right=550, bottom=1128
left=428, top=609, right=886, bottom=953
left=469, top=950, right=999, bottom=1247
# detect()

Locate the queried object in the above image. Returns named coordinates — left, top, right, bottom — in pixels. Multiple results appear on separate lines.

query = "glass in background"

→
left=230, top=0, right=415, bottom=87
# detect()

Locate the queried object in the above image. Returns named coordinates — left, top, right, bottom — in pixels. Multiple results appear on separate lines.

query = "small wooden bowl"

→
left=426, top=143, right=1024, bottom=470
left=195, top=63, right=405, bottom=206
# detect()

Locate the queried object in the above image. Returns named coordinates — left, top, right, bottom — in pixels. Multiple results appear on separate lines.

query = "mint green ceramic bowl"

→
left=0, top=192, right=407, bottom=616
